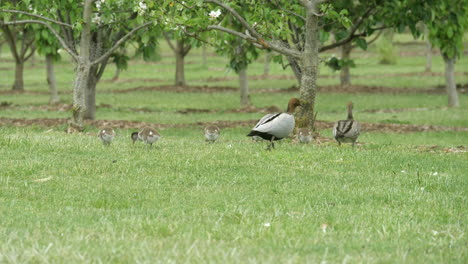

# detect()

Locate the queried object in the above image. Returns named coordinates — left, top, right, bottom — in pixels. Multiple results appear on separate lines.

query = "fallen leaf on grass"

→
left=32, top=176, right=53, bottom=182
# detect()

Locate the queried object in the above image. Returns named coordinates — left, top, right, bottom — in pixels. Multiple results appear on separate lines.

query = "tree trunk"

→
left=46, top=54, right=60, bottom=104
left=443, top=54, right=459, bottom=107
left=69, top=0, right=93, bottom=131
left=84, top=71, right=98, bottom=120
left=12, top=60, right=24, bottom=91
left=112, top=67, right=120, bottom=82
left=175, top=39, right=186, bottom=86
left=424, top=25, right=432, bottom=72
left=239, top=67, right=250, bottom=107
left=201, top=43, right=207, bottom=66
left=263, top=52, right=272, bottom=76
left=340, top=42, right=352, bottom=87
left=296, top=3, right=320, bottom=129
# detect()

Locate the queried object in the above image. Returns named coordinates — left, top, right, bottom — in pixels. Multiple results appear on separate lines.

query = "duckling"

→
left=332, top=102, right=360, bottom=148
left=247, top=98, right=301, bottom=150
left=131, top=127, right=160, bottom=148
left=98, top=127, right=116, bottom=146
left=204, top=125, right=220, bottom=143
left=297, top=128, right=313, bottom=143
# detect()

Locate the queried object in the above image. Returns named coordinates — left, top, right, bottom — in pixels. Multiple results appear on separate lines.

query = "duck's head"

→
left=287, top=98, right=301, bottom=113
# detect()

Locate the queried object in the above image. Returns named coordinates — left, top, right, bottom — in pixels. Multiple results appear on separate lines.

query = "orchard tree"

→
left=162, top=0, right=422, bottom=128
left=163, top=32, right=193, bottom=86
left=1, top=0, right=159, bottom=129
left=425, top=0, right=466, bottom=107
left=35, top=26, right=61, bottom=104
left=212, top=9, right=259, bottom=107
left=0, top=0, right=36, bottom=91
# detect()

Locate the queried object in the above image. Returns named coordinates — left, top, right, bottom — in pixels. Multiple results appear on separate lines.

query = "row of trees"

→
left=1, top=0, right=466, bottom=131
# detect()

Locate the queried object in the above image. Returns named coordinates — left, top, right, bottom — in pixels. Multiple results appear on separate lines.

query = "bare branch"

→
left=207, top=25, right=301, bottom=58
left=0, top=9, right=73, bottom=28
left=163, top=32, right=176, bottom=52
left=0, top=25, right=20, bottom=62
left=319, top=7, right=375, bottom=52
left=91, top=21, right=153, bottom=66
left=0, top=20, right=79, bottom=62
left=204, top=0, right=265, bottom=43
left=24, top=45, right=36, bottom=61
left=270, top=0, right=305, bottom=21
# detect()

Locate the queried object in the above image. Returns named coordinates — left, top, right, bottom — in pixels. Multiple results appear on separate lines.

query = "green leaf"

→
left=446, top=27, right=453, bottom=38
left=354, top=38, right=367, bottom=51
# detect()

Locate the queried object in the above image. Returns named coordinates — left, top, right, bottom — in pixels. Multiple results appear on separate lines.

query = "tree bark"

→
left=12, top=60, right=25, bottom=91
left=443, top=54, right=459, bottom=107
left=263, top=52, right=272, bottom=76
left=340, top=42, right=352, bottom=87
left=70, top=0, right=93, bottom=131
left=287, top=55, right=302, bottom=86
left=296, top=2, right=320, bottom=129
left=84, top=70, right=98, bottom=120
left=239, top=67, right=250, bottom=107
left=46, top=54, right=60, bottom=104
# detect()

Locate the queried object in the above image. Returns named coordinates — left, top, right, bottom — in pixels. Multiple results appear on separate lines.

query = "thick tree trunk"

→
left=71, top=63, right=90, bottom=131
left=12, top=60, right=24, bottom=91
left=340, top=42, right=352, bottom=86
left=46, top=54, right=60, bottom=104
left=69, top=0, right=93, bottom=131
left=175, top=39, right=186, bottom=86
left=84, top=72, right=98, bottom=120
left=263, top=52, right=272, bottom=76
left=296, top=3, right=320, bottom=129
left=239, top=67, right=250, bottom=107
left=443, top=54, right=459, bottom=107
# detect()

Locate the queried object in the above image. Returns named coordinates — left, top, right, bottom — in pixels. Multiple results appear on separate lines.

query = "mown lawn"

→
left=0, top=126, right=466, bottom=263
left=0, top=34, right=467, bottom=263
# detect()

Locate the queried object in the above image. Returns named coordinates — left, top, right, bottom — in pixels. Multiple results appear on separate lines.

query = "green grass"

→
left=0, top=126, right=466, bottom=263
left=0, top=33, right=467, bottom=263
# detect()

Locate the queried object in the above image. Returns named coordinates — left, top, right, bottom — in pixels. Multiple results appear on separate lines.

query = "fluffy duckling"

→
left=131, top=127, right=160, bottom=147
left=204, top=125, right=220, bottom=143
left=332, top=102, right=361, bottom=148
left=297, top=128, right=313, bottom=143
left=98, top=127, right=116, bottom=146
left=247, top=98, right=301, bottom=150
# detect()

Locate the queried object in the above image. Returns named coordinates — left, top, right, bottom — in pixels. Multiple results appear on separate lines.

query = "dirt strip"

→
left=1, top=117, right=467, bottom=134
left=1, top=83, right=467, bottom=96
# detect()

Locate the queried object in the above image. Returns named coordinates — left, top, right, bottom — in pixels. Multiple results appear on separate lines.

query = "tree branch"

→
left=207, top=25, right=301, bottom=58
left=270, top=0, right=305, bottom=21
left=1, top=25, right=21, bottom=62
left=0, top=20, right=79, bottom=62
left=319, top=7, right=376, bottom=52
left=0, top=9, right=73, bottom=28
left=91, top=21, right=153, bottom=66
left=204, top=0, right=265, bottom=44
left=24, top=45, right=36, bottom=61
left=163, top=32, right=176, bottom=52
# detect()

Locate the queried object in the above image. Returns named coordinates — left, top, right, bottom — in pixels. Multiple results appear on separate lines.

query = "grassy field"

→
left=0, top=34, right=467, bottom=263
